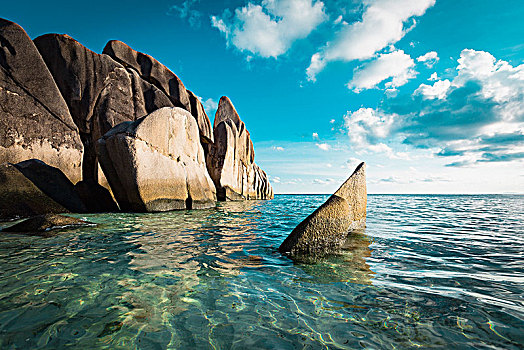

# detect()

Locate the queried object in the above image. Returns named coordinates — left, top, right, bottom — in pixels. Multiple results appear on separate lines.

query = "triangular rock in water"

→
left=279, top=162, right=367, bottom=256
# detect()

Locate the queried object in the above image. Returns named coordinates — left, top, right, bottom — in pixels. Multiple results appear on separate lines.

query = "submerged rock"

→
left=103, top=40, right=213, bottom=143
left=206, top=96, right=273, bottom=201
left=0, top=19, right=83, bottom=183
left=3, top=214, right=93, bottom=235
left=97, top=107, right=216, bottom=212
left=34, top=33, right=173, bottom=182
left=279, top=162, right=367, bottom=256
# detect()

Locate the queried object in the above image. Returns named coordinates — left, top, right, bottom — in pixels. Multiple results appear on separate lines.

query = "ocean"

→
left=0, top=194, right=522, bottom=349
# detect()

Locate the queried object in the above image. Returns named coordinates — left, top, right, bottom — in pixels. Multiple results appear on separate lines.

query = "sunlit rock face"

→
left=33, top=33, right=174, bottom=183
left=97, top=107, right=216, bottom=212
left=279, top=162, right=367, bottom=256
left=206, top=96, right=273, bottom=201
left=103, top=40, right=213, bottom=144
left=0, top=19, right=83, bottom=183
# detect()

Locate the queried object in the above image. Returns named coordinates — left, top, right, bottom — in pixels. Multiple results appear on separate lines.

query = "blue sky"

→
left=3, top=0, right=523, bottom=193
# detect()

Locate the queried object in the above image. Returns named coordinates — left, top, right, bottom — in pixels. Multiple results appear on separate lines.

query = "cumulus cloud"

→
left=312, top=132, right=319, bottom=139
left=416, top=51, right=439, bottom=67
left=347, top=50, right=417, bottom=92
left=306, top=0, right=436, bottom=80
left=316, top=143, right=331, bottom=150
left=344, top=49, right=524, bottom=165
left=211, top=0, right=327, bottom=58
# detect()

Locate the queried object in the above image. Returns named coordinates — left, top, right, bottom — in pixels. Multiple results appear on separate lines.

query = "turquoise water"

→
left=0, top=195, right=523, bottom=349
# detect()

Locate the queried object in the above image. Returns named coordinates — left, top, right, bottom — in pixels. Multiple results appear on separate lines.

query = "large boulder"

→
left=279, top=162, right=367, bottom=256
left=96, top=107, right=216, bottom=212
left=0, top=19, right=83, bottom=183
left=74, top=179, right=119, bottom=213
left=0, top=160, right=87, bottom=220
left=103, top=40, right=213, bottom=143
left=33, top=34, right=173, bottom=182
left=206, top=96, right=273, bottom=201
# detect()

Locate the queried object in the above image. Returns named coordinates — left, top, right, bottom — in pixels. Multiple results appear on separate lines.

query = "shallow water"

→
left=0, top=195, right=523, bottom=349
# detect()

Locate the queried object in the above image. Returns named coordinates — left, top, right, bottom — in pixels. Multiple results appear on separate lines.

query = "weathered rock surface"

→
left=103, top=40, right=213, bottom=143
left=34, top=34, right=173, bottom=182
left=0, top=161, right=82, bottom=220
left=74, top=179, right=119, bottom=213
left=206, top=96, right=273, bottom=201
left=279, top=162, right=367, bottom=256
left=97, top=107, right=216, bottom=212
left=3, top=214, right=93, bottom=235
left=0, top=19, right=83, bottom=183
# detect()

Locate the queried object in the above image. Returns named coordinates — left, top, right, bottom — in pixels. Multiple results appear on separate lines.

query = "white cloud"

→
left=344, top=49, right=524, bottom=166
left=272, top=176, right=282, bottom=183
left=169, top=0, right=202, bottom=28
left=272, top=146, right=285, bottom=151
left=201, top=97, right=218, bottom=114
left=417, top=51, right=439, bottom=67
left=312, top=132, right=319, bottom=139
left=306, top=0, right=436, bottom=80
left=330, top=119, right=335, bottom=124
left=414, top=79, right=451, bottom=99
left=212, top=0, right=327, bottom=58
left=429, top=72, right=439, bottom=81
left=326, top=163, right=332, bottom=167
left=347, top=50, right=417, bottom=92
left=344, top=107, right=396, bottom=145
left=316, top=143, right=330, bottom=150
left=313, top=178, right=335, bottom=184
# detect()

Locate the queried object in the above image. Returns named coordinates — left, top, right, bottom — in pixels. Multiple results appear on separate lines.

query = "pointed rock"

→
left=0, top=18, right=83, bottom=183
left=33, top=34, right=173, bottom=182
left=206, top=97, right=272, bottom=201
left=103, top=40, right=213, bottom=143
left=96, top=107, right=216, bottom=212
left=279, top=162, right=367, bottom=256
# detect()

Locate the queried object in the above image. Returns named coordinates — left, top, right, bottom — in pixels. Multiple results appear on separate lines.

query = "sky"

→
left=2, top=0, right=523, bottom=194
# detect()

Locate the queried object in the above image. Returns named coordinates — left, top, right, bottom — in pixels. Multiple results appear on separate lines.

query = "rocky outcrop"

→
left=0, top=160, right=87, bottom=220
left=0, top=19, right=83, bottom=183
left=103, top=40, right=213, bottom=143
left=97, top=107, right=216, bottom=212
left=206, top=97, right=273, bottom=201
left=74, top=179, right=119, bottom=213
left=3, top=214, right=93, bottom=235
left=33, top=34, right=173, bottom=182
left=279, top=162, right=367, bottom=256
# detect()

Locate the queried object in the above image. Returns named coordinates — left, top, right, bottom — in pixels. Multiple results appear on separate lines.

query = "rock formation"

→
left=279, top=162, right=366, bottom=256
left=206, top=97, right=273, bottom=201
left=74, top=179, right=119, bottom=213
left=33, top=34, right=174, bottom=183
left=0, top=19, right=83, bottom=183
left=3, top=214, right=93, bottom=236
left=0, top=18, right=274, bottom=218
left=0, top=161, right=86, bottom=220
left=103, top=40, right=213, bottom=144
left=97, top=107, right=216, bottom=212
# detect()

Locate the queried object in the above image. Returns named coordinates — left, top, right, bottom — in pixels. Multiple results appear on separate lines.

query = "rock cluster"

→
left=279, top=162, right=367, bottom=256
left=0, top=18, right=272, bottom=221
